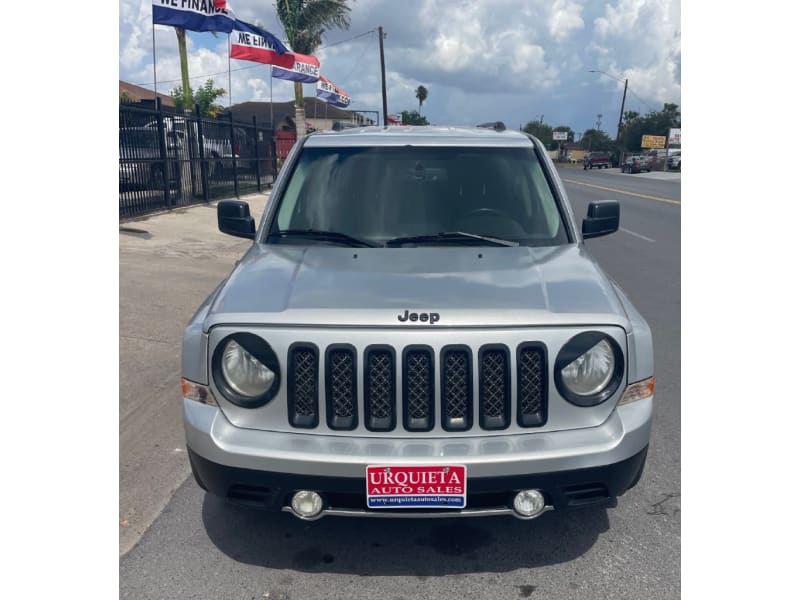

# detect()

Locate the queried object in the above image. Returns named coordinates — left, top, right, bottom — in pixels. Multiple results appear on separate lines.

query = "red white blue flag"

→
left=270, top=55, right=321, bottom=84
left=231, top=20, right=319, bottom=83
left=229, top=20, right=289, bottom=59
left=316, top=76, right=351, bottom=108
left=152, top=0, right=236, bottom=33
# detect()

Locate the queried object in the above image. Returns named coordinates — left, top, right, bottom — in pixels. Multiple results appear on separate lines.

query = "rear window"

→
left=271, top=146, right=570, bottom=246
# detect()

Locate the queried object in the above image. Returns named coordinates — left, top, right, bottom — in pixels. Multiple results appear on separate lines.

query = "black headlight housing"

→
left=211, top=333, right=281, bottom=408
left=555, top=332, right=624, bottom=407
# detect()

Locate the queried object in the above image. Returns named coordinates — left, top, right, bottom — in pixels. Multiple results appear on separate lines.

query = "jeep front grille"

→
left=365, top=347, right=395, bottom=431
left=479, top=346, right=511, bottom=429
left=325, top=346, right=357, bottom=430
left=289, top=343, right=548, bottom=432
left=517, top=344, right=547, bottom=426
left=288, top=344, right=319, bottom=428
left=441, top=347, right=472, bottom=431
left=403, top=347, right=435, bottom=431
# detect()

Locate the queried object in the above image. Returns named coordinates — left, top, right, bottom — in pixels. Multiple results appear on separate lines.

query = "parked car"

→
left=144, top=117, right=235, bottom=176
left=621, top=155, right=651, bottom=174
left=119, top=127, right=181, bottom=191
left=583, top=151, right=611, bottom=169
left=667, top=152, right=681, bottom=170
left=182, top=124, right=654, bottom=522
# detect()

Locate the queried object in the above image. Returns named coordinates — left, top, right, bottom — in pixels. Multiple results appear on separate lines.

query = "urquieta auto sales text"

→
left=368, top=470, right=464, bottom=495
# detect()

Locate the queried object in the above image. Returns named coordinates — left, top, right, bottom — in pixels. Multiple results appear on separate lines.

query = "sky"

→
left=119, top=0, right=681, bottom=136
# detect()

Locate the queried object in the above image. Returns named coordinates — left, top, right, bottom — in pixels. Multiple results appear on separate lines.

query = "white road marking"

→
left=562, top=178, right=681, bottom=205
left=620, top=227, right=655, bottom=243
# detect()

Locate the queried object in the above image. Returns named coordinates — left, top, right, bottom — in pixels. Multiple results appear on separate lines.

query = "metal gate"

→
left=119, top=100, right=277, bottom=219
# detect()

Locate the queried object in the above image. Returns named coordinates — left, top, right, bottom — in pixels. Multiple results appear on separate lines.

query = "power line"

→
left=318, top=29, right=376, bottom=51
left=133, top=28, right=377, bottom=89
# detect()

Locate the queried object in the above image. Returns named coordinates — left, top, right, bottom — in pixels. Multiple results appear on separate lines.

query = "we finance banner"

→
left=152, top=0, right=236, bottom=33
left=229, top=20, right=289, bottom=59
left=230, top=20, right=317, bottom=82
left=316, top=76, right=351, bottom=108
left=270, top=54, right=320, bottom=84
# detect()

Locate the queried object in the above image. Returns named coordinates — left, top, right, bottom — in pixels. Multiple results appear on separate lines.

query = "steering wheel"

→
left=461, top=207, right=514, bottom=221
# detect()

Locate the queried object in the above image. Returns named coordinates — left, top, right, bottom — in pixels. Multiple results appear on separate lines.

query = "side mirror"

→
left=218, top=200, right=256, bottom=239
left=582, top=200, right=620, bottom=239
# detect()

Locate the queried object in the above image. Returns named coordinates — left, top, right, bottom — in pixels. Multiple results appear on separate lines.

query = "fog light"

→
left=291, top=491, right=323, bottom=518
left=513, top=490, right=546, bottom=518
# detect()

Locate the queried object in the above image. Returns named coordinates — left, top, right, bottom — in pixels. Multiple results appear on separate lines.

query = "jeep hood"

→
left=204, top=244, right=630, bottom=330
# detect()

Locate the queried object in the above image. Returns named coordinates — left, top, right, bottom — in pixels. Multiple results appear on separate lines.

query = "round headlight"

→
left=555, top=332, right=623, bottom=406
left=561, top=339, right=614, bottom=396
left=221, top=339, right=275, bottom=397
left=212, top=334, right=281, bottom=407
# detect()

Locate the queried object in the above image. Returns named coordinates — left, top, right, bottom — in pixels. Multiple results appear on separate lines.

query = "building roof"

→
left=119, top=80, right=174, bottom=107
left=223, top=98, right=373, bottom=129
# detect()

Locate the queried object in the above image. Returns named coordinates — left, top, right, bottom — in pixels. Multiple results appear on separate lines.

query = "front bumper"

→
left=184, top=396, right=652, bottom=515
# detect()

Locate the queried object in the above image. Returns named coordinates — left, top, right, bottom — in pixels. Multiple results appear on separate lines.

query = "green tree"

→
left=415, top=85, right=428, bottom=113
left=622, top=110, right=640, bottom=125
left=581, top=128, right=615, bottom=152
left=400, top=110, right=429, bottom=125
left=170, top=79, right=227, bottom=117
left=276, top=0, right=352, bottom=137
left=523, top=120, right=553, bottom=146
left=618, top=103, right=680, bottom=152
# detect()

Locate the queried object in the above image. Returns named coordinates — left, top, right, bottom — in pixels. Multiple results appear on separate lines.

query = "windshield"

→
left=270, top=146, right=569, bottom=246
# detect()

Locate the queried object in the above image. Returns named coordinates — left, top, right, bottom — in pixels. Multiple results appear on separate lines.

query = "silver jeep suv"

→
left=181, top=123, right=654, bottom=521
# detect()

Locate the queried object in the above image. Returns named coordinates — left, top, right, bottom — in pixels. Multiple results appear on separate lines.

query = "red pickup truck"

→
left=583, top=152, right=611, bottom=169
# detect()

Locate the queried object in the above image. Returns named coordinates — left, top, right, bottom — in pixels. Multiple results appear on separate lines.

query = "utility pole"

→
left=617, top=78, right=628, bottom=142
left=378, top=26, right=388, bottom=126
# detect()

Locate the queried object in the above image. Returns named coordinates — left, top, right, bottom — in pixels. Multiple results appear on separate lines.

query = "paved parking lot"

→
left=119, top=192, right=269, bottom=555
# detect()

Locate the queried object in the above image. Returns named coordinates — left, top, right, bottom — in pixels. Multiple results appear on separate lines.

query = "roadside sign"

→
left=668, top=128, right=681, bottom=145
left=553, top=131, right=568, bottom=141
left=641, top=135, right=666, bottom=149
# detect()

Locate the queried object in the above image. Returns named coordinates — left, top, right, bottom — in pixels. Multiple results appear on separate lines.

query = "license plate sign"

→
left=366, top=465, right=467, bottom=509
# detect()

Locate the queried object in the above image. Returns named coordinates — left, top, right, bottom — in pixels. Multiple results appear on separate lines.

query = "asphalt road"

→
left=120, top=167, right=680, bottom=599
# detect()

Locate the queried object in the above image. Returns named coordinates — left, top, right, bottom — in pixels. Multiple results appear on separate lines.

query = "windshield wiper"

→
left=385, top=231, right=519, bottom=247
left=271, top=229, right=379, bottom=248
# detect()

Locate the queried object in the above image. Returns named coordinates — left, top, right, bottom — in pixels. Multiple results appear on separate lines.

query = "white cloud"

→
left=118, top=0, right=680, bottom=131
left=549, top=0, right=585, bottom=41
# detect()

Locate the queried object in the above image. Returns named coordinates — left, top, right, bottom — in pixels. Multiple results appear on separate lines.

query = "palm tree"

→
left=276, top=0, right=352, bottom=137
left=415, top=85, right=428, bottom=113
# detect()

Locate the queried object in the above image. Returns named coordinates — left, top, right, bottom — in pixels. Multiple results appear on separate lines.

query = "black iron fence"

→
left=119, top=100, right=277, bottom=219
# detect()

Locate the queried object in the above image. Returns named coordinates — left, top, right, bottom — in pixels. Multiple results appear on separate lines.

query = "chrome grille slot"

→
left=287, top=344, right=319, bottom=428
left=403, top=346, right=434, bottom=431
left=325, top=345, right=357, bottom=430
left=517, top=343, right=547, bottom=427
left=441, top=346, right=472, bottom=431
left=364, top=346, right=395, bottom=431
left=479, top=345, right=511, bottom=430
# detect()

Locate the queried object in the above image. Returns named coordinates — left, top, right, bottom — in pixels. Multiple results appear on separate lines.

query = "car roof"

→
left=305, top=125, right=535, bottom=148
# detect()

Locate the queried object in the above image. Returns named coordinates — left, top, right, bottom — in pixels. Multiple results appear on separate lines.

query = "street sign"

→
left=641, top=135, right=666, bottom=149
left=553, top=131, right=568, bottom=141
left=668, top=128, right=681, bottom=145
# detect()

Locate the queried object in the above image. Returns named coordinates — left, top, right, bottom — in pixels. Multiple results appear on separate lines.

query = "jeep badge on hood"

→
left=397, top=310, right=440, bottom=324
